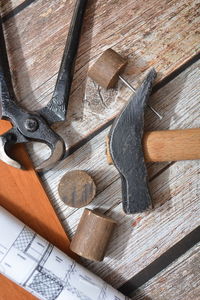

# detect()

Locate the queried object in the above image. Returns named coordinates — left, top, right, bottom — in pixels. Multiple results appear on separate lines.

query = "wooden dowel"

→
left=88, top=48, right=127, bottom=89
left=143, top=128, right=200, bottom=162
left=107, top=128, right=200, bottom=163
left=58, top=170, right=96, bottom=208
left=70, top=209, right=117, bottom=261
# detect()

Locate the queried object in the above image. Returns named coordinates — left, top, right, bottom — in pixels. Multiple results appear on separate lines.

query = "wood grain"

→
left=0, top=120, right=71, bottom=300
left=40, top=61, right=199, bottom=287
left=70, top=208, right=117, bottom=261
left=107, top=128, right=200, bottom=163
left=64, top=159, right=199, bottom=287
left=131, top=243, right=200, bottom=300
left=1, top=0, right=199, bottom=297
left=88, top=48, right=128, bottom=89
left=2, top=0, right=199, bottom=163
left=58, top=170, right=96, bottom=208
left=143, top=128, right=200, bottom=162
left=41, top=61, right=199, bottom=216
left=1, top=0, right=26, bottom=17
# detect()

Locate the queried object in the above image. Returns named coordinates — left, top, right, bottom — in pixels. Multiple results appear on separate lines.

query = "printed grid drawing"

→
left=28, top=268, right=64, bottom=300
left=28, top=264, right=92, bottom=300
left=39, top=244, right=54, bottom=267
left=98, top=282, right=107, bottom=300
left=63, top=261, right=92, bottom=300
left=13, top=226, right=35, bottom=252
left=1, top=209, right=128, bottom=300
left=1, top=223, right=123, bottom=300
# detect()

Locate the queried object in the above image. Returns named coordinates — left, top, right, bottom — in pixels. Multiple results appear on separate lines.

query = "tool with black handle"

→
left=0, top=0, right=88, bottom=171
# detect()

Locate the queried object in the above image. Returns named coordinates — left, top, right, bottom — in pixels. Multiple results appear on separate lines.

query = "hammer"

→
left=88, top=49, right=200, bottom=214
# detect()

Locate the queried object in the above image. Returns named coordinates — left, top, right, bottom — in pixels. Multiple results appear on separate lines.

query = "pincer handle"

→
left=37, top=0, right=88, bottom=124
left=0, top=19, right=18, bottom=119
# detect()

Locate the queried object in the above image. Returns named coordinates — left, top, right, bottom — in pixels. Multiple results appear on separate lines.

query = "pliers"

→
left=0, top=0, right=88, bottom=171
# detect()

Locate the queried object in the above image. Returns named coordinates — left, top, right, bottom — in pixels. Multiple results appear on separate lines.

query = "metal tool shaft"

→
left=0, top=19, right=18, bottom=117
left=38, top=0, right=88, bottom=124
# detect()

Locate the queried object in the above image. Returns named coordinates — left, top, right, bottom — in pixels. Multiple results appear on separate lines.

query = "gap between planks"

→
left=119, top=225, right=200, bottom=296
left=40, top=60, right=199, bottom=220
left=1, top=0, right=37, bottom=22
left=130, top=242, right=200, bottom=300
left=33, top=59, right=200, bottom=168
left=2, top=0, right=200, bottom=157
left=1, top=0, right=199, bottom=292
left=38, top=60, right=200, bottom=287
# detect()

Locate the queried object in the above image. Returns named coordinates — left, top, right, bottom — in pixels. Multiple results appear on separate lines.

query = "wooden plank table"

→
left=1, top=0, right=200, bottom=299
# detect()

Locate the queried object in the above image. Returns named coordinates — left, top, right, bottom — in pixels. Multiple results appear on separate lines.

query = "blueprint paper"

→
left=0, top=206, right=129, bottom=300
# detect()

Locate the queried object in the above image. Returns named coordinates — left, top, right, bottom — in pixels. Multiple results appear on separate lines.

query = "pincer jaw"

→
left=0, top=136, right=22, bottom=169
left=35, top=139, right=65, bottom=171
left=0, top=134, right=65, bottom=171
left=0, top=107, right=67, bottom=171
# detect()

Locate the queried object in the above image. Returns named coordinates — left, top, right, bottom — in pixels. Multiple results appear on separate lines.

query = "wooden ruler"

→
left=0, top=120, right=71, bottom=300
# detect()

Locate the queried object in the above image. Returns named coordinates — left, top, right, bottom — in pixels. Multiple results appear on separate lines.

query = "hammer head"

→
left=108, top=69, right=157, bottom=214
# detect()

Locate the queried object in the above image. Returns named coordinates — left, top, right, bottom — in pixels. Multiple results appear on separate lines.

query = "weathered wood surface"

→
left=40, top=61, right=200, bottom=287
left=1, top=0, right=199, bottom=161
left=1, top=0, right=200, bottom=298
left=131, top=243, right=200, bottom=300
left=1, top=0, right=26, bottom=16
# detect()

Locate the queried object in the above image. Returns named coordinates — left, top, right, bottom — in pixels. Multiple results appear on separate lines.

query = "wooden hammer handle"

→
left=107, top=128, right=200, bottom=164
left=143, top=128, right=200, bottom=162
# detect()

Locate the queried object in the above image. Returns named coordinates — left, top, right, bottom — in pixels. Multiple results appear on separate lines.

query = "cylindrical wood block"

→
left=58, top=170, right=96, bottom=208
left=88, top=48, right=127, bottom=89
left=70, top=209, right=117, bottom=261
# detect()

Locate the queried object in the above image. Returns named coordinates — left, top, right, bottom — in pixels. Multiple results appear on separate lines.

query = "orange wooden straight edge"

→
left=0, top=120, right=72, bottom=300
